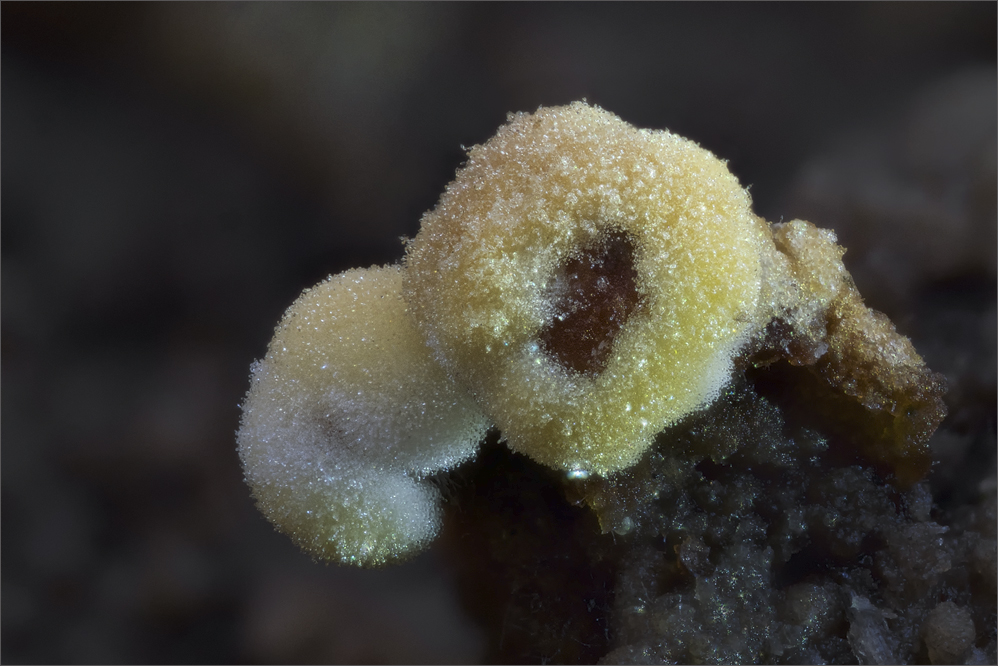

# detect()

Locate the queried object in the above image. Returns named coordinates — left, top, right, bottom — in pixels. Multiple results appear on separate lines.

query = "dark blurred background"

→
left=2, top=3, right=995, bottom=663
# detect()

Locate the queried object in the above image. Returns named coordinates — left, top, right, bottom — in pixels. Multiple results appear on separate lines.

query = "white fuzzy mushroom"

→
left=237, top=265, right=490, bottom=566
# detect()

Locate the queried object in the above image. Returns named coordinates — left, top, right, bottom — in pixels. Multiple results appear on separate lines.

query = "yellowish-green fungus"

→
left=403, top=102, right=773, bottom=476
left=237, top=102, right=946, bottom=565
left=237, top=266, right=489, bottom=566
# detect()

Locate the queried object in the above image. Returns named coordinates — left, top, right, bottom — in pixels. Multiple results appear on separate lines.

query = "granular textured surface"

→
left=403, top=102, right=770, bottom=475
left=578, top=383, right=996, bottom=664
left=758, top=221, right=948, bottom=486
left=446, top=381, right=994, bottom=664
left=236, top=266, right=489, bottom=566
left=923, top=601, right=978, bottom=664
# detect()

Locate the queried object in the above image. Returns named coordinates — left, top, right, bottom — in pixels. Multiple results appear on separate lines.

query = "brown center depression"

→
left=539, top=232, right=642, bottom=375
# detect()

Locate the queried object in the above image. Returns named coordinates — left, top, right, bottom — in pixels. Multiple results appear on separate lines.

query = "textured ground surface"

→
left=2, top=4, right=995, bottom=663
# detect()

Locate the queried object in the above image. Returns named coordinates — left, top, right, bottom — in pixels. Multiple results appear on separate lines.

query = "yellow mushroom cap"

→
left=237, top=265, right=489, bottom=566
left=403, top=102, right=768, bottom=476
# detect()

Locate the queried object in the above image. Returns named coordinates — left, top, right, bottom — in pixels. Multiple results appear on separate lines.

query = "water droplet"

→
left=613, top=516, right=634, bottom=535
